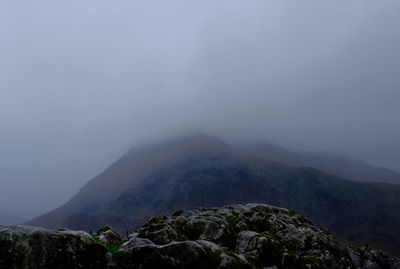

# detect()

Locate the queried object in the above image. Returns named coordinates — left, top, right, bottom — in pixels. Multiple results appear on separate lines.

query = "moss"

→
left=222, top=249, right=235, bottom=256
left=226, top=215, right=239, bottom=227
left=66, top=243, right=74, bottom=253
left=92, top=235, right=100, bottom=243
left=107, top=244, right=124, bottom=258
left=260, top=231, right=279, bottom=240
left=288, top=210, right=299, bottom=217
left=137, top=230, right=147, bottom=238
left=288, top=250, right=298, bottom=257
left=208, top=249, right=222, bottom=266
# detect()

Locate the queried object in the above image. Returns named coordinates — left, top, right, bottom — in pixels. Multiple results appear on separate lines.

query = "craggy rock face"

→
left=120, top=204, right=400, bottom=269
left=0, top=225, right=107, bottom=269
left=1, top=204, right=400, bottom=268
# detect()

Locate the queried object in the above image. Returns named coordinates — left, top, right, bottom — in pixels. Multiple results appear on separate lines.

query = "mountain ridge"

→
left=235, top=141, right=400, bottom=184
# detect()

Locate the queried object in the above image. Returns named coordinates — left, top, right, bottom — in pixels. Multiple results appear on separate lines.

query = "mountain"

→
left=28, top=134, right=231, bottom=229
left=4, top=204, right=400, bottom=268
left=236, top=142, right=400, bottom=185
left=0, top=213, right=25, bottom=225
left=27, top=134, right=400, bottom=256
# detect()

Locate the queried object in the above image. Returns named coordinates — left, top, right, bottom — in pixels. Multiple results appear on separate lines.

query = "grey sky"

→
left=1, top=0, right=400, bottom=218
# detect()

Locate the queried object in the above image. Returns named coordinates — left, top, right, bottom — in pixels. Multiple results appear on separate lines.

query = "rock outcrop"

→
left=116, top=204, right=400, bottom=269
left=2, top=204, right=400, bottom=268
left=0, top=225, right=107, bottom=269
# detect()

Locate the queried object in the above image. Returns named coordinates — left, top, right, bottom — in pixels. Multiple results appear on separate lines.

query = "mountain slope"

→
left=27, top=134, right=400, bottom=255
left=237, top=142, right=400, bottom=184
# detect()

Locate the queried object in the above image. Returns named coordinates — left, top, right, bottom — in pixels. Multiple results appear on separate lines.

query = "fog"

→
left=1, top=0, right=400, bottom=219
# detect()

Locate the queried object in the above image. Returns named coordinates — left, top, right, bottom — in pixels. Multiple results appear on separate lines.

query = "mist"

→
left=1, top=0, right=400, bottom=219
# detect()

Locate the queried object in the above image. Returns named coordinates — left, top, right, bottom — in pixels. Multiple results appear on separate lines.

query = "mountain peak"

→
left=125, top=133, right=230, bottom=159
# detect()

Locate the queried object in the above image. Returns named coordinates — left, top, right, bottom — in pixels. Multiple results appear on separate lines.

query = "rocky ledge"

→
left=1, top=204, right=399, bottom=268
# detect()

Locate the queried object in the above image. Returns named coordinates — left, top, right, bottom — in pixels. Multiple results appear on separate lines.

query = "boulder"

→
left=96, top=226, right=122, bottom=247
left=0, top=225, right=107, bottom=269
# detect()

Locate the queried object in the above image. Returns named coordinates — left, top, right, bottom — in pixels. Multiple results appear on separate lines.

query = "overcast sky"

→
left=1, top=0, right=400, bottom=219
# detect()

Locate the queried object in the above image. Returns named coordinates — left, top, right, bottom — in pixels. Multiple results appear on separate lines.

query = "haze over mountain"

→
left=1, top=0, right=400, bottom=220
left=0, top=213, right=25, bottom=225
left=28, top=134, right=400, bottom=256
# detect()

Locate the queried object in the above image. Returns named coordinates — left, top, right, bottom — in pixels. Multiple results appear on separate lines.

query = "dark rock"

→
left=349, top=247, right=400, bottom=269
left=123, top=234, right=154, bottom=248
left=0, top=225, right=107, bottom=269
left=121, top=204, right=400, bottom=269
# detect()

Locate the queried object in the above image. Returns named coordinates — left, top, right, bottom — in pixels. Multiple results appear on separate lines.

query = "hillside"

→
left=27, top=134, right=400, bottom=256
left=236, top=142, right=400, bottom=184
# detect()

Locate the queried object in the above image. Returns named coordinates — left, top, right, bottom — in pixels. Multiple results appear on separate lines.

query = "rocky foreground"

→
left=1, top=204, right=399, bottom=269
